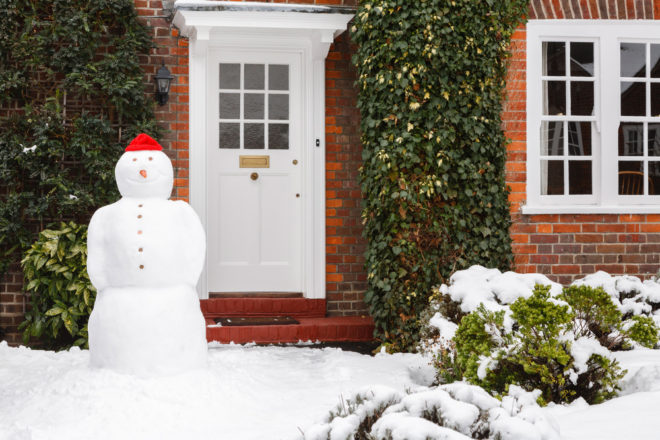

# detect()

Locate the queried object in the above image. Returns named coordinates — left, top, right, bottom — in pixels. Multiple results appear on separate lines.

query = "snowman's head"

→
left=115, top=134, right=173, bottom=199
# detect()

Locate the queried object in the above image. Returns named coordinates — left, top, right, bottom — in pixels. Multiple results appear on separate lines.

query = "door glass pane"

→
left=568, top=122, right=591, bottom=155
left=541, top=121, right=563, bottom=155
left=571, top=81, right=594, bottom=115
left=244, top=93, right=264, bottom=119
left=219, top=63, right=240, bottom=89
left=620, top=43, right=646, bottom=78
left=619, top=161, right=644, bottom=195
left=543, top=42, right=565, bottom=76
left=219, top=93, right=240, bottom=119
left=649, top=161, right=660, bottom=195
left=245, top=64, right=265, bottom=90
left=619, top=123, right=644, bottom=156
left=269, top=65, right=289, bottom=90
left=652, top=44, right=660, bottom=78
left=651, top=83, right=660, bottom=117
left=544, top=81, right=566, bottom=115
left=541, top=160, right=564, bottom=195
left=649, top=123, right=660, bottom=156
left=570, top=42, right=594, bottom=77
left=268, top=124, right=289, bottom=150
left=244, top=123, right=264, bottom=149
left=268, top=94, right=289, bottom=120
left=569, top=161, right=592, bottom=194
left=621, top=82, right=646, bottom=116
left=219, top=123, right=239, bottom=149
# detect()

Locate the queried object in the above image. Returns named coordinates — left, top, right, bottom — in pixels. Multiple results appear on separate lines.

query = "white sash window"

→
left=525, top=21, right=660, bottom=214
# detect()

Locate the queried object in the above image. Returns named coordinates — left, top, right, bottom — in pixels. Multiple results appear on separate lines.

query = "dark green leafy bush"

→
left=435, top=285, right=626, bottom=405
left=20, top=222, right=95, bottom=349
left=0, top=0, right=158, bottom=275
left=352, top=0, right=528, bottom=351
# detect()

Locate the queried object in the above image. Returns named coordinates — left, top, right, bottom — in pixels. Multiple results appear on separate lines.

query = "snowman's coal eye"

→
left=132, top=158, right=137, bottom=162
left=148, top=157, right=153, bottom=161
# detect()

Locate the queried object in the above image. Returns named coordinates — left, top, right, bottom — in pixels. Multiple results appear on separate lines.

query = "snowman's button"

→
left=139, top=265, right=144, bottom=269
left=138, top=247, right=143, bottom=252
left=137, top=215, right=142, bottom=219
left=138, top=204, right=143, bottom=208
left=138, top=230, right=143, bottom=235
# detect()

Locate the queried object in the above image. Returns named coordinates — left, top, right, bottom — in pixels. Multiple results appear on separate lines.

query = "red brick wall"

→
left=505, top=0, right=660, bottom=284
left=324, top=33, right=368, bottom=316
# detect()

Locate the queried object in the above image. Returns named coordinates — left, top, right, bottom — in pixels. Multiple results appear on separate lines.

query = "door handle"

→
left=250, top=172, right=259, bottom=181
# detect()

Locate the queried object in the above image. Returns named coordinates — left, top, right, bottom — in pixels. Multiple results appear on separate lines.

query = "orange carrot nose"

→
left=139, top=169, right=147, bottom=178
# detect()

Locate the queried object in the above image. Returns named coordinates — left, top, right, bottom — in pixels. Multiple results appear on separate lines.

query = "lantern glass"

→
left=157, top=77, right=170, bottom=94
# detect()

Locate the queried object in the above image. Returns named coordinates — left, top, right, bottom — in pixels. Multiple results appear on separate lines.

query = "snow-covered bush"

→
left=303, top=382, right=560, bottom=440
left=434, top=285, right=626, bottom=405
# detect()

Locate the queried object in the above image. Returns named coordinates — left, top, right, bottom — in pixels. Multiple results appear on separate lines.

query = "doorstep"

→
left=201, top=297, right=374, bottom=344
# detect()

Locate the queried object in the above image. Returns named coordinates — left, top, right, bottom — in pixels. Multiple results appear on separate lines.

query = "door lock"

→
left=250, top=172, right=259, bottom=181
left=293, top=159, right=298, bottom=165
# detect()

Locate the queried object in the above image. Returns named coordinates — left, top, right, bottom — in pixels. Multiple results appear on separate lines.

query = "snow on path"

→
left=0, top=342, right=433, bottom=440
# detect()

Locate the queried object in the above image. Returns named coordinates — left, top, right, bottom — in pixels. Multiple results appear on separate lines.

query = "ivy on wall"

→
left=352, top=0, right=528, bottom=351
left=0, top=0, right=159, bottom=274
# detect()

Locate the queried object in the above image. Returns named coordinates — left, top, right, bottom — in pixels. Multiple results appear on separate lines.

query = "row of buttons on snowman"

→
left=137, top=203, right=144, bottom=270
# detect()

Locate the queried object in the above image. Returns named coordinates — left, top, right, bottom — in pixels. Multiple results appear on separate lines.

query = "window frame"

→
left=524, top=20, right=660, bottom=214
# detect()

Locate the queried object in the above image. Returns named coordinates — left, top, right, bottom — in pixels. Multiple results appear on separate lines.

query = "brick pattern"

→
left=504, top=1, right=660, bottom=283
left=324, top=32, right=368, bottom=316
left=529, top=0, right=655, bottom=18
left=0, top=261, right=24, bottom=345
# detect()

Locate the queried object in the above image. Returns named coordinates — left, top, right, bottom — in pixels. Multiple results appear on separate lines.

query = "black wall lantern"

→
left=154, top=61, right=174, bottom=106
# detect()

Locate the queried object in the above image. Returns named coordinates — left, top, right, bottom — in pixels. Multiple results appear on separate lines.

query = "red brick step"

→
left=205, top=316, right=375, bottom=344
left=201, top=297, right=326, bottom=318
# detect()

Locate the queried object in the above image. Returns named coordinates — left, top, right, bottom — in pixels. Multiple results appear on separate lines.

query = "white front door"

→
left=206, top=50, right=303, bottom=293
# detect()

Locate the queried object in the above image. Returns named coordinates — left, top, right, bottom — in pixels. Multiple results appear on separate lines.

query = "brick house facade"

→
left=1, top=0, right=660, bottom=344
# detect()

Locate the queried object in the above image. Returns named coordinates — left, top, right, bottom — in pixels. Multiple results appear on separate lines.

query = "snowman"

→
left=86, top=133, right=207, bottom=376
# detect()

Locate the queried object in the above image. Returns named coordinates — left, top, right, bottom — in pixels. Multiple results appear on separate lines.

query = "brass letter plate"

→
left=239, top=155, right=270, bottom=168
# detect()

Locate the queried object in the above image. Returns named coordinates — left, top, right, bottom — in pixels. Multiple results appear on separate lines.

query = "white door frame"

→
left=173, top=8, right=353, bottom=299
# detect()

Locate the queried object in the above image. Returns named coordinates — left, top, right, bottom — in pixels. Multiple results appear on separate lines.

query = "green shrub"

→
left=623, top=316, right=659, bottom=349
left=20, top=222, right=95, bottom=349
left=436, top=285, right=625, bottom=405
left=352, top=0, right=528, bottom=351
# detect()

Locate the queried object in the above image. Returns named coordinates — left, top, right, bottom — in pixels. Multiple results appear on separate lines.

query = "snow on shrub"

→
left=434, top=286, right=627, bottom=405
left=302, top=382, right=560, bottom=440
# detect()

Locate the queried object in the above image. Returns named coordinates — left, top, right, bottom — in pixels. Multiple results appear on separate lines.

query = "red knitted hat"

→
left=125, top=133, right=163, bottom=152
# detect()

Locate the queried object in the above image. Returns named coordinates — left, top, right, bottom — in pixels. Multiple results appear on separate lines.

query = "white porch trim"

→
left=173, top=4, right=353, bottom=300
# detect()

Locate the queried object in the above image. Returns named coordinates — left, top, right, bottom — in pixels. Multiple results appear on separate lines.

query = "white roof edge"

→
left=174, top=0, right=354, bottom=14
left=172, top=8, right=354, bottom=40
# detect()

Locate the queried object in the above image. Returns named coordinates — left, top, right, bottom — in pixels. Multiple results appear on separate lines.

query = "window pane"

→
left=244, top=93, right=264, bottom=119
left=649, top=123, right=660, bottom=156
left=219, top=63, right=240, bottom=89
left=571, top=81, right=594, bottom=115
left=543, top=42, right=565, bottom=76
left=568, top=122, right=591, bottom=155
left=649, top=162, right=660, bottom=195
left=219, top=123, right=239, bottom=149
left=269, top=65, right=289, bottom=91
left=268, top=94, right=289, bottom=120
left=543, top=81, right=566, bottom=115
left=541, top=160, right=564, bottom=195
left=244, top=123, right=264, bottom=149
left=541, top=121, right=564, bottom=155
left=618, top=122, right=644, bottom=156
left=651, top=83, right=660, bottom=117
left=652, top=44, right=660, bottom=78
left=569, top=161, right=592, bottom=194
left=570, top=42, right=594, bottom=77
left=245, top=64, right=264, bottom=90
left=619, top=161, right=644, bottom=195
left=620, top=43, right=646, bottom=78
left=219, top=93, right=240, bottom=119
left=621, top=82, right=646, bottom=116
left=268, top=124, right=289, bottom=150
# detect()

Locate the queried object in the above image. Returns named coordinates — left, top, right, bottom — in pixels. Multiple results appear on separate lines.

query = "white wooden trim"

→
left=526, top=20, right=660, bottom=215
left=174, top=8, right=352, bottom=299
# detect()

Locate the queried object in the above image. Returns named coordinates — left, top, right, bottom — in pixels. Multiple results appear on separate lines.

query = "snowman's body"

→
left=87, top=135, right=207, bottom=376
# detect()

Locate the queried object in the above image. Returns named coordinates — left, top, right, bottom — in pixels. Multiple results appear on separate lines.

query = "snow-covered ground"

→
left=1, top=341, right=659, bottom=440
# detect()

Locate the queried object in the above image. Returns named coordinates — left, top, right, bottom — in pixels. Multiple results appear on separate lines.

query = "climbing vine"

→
left=352, top=0, right=528, bottom=350
left=0, top=0, right=159, bottom=275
